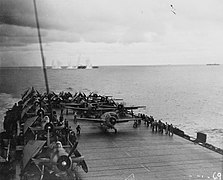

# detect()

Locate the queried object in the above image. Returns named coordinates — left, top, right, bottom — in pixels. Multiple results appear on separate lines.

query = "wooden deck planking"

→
left=61, top=112, right=223, bottom=180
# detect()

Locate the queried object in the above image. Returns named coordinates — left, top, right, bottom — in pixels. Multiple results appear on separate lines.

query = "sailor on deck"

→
left=76, top=125, right=81, bottom=135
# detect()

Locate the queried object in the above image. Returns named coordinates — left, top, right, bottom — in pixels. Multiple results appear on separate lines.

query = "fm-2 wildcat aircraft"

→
left=64, top=101, right=145, bottom=117
left=77, top=111, right=142, bottom=133
left=21, top=127, right=88, bottom=180
left=21, top=98, right=87, bottom=179
left=67, top=103, right=145, bottom=133
left=60, top=93, right=123, bottom=110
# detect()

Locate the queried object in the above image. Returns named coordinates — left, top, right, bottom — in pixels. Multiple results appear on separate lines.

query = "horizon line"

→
left=0, top=64, right=219, bottom=68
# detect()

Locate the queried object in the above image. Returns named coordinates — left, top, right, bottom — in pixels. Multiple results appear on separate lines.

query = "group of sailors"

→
left=56, top=111, right=81, bottom=144
left=134, top=114, right=174, bottom=136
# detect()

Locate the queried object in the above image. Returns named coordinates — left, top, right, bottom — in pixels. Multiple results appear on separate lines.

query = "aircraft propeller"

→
left=39, top=165, right=45, bottom=180
left=109, top=116, right=117, bottom=126
left=56, top=142, right=78, bottom=171
left=68, top=142, right=78, bottom=157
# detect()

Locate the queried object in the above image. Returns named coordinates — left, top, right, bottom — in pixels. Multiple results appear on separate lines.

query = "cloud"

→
left=0, top=0, right=36, bottom=28
left=1, top=0, right=223, bottom=66
left=1, top=0, right=223, bottom=44
left=0, top=24, right=37, bottom=46
left=0, top=0, right=172, bottom=46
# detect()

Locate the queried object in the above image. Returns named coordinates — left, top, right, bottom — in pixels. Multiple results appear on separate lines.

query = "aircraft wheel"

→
left=133, top=123, right=137, bottom=128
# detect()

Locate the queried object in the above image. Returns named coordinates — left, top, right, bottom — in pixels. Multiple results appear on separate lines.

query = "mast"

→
left=33, top=0, right=49, bottom=94
left=33, top=0, right=52, bottom=120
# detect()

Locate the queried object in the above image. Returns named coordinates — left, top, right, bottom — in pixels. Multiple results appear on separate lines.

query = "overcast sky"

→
left=0, top=0, right=223, bottom=67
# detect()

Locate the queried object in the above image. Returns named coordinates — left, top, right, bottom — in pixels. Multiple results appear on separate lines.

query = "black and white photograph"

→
left=0, top=0, right=223, bottom=179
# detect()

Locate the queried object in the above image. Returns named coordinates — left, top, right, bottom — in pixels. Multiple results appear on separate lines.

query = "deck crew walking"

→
left=169, top=124, right=174, bottom=136
left=165, top=122, right=169, bottom=135
left=76, top=125, right=81, bottom=135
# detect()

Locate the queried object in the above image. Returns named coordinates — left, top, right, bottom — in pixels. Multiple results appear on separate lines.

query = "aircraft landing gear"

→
left=133, top=121, right=137, bottom=128
left=114, top=128, right=117, bottom=134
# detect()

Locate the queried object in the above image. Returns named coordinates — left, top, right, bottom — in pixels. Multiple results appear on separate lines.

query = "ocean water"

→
left=0, top=65, right=223, bottom=148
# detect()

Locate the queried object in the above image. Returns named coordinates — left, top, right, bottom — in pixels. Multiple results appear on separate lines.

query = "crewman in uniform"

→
left=73, top=112, right=77, bottom=124
left=76, top=125, right=81, bottom=135
left=169, top=124, right=174, bottom=136
left=69, top=131, right=77, bottom=145
left=165, top=122, right=169, bottom=135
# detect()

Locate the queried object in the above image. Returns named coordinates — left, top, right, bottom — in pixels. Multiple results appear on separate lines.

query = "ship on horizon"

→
left=66, top=59, right=78, bottom=69
left=206, top=63, right=220, bottom=66
left=75, top=55, right=98, bottom=69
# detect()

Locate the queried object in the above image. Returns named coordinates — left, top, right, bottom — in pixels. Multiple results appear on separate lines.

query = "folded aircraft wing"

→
left=21, top=104, right=34, bottom=119
left=29, top=126, right=43, bottom=132
left=61, top=102, right=80, bottom=107
left=76, top=117, right=103, bottom=123
left=24, top=116, right=39, bottom=134
left=65, top=105, right=121, bottom=113
left=116, top=118, right=142, bottom=123
left=97, top=107, right=116, bottom=111
left=97, top=105, right=146, bottom=111
left=65, top=106, right=89, bottom=111
left=22, top=97, right=32, bottom=108
left=23, top=140, right=46, bottom=170
left=21, top=87, right=31, bottom=100
left=31, top=157, right=50, bottom=165
left=97, top=105, right=116, bottom=108
left=124, top=106, right=146, bottom=110
left=72, top=149, right=88, bottom=173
